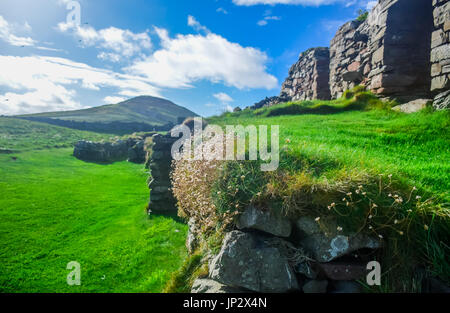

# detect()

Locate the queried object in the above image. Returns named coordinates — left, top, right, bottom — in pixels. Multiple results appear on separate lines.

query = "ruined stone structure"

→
left=280, top=47, right=331, bottom=101
left=366, top=0, right=433, bottom=100
left=73, top=134, right=154, bottom=164
left=147, top=134, right=178, bottom=213
left=266, top=0, right=448, bottom=108
left=329, top=20, right=370, bottom=99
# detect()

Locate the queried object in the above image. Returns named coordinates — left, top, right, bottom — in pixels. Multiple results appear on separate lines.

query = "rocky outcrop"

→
left=280, top=47, right=331, bottom=101
left=147, top=133, right=178, bottom=213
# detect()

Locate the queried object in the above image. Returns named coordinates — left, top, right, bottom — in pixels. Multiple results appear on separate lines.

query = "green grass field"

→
left=0, top=148, right=187, bottom=293
left=0, top=117, right=112, bottom=152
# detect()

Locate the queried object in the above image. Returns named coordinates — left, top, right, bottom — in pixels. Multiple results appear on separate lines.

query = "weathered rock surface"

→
left=302, top=280, right=328, bottom=294
left=191, top=279, right=247, bottom=293
left=433, top=90, right=450, bottom=110
left=209, top=231, right=299, bottom=293
left=236, top=206, right=292, bottom=238
left=295, top=216, right=382, bottom=263
left=392, top=99, right=431, bottom=113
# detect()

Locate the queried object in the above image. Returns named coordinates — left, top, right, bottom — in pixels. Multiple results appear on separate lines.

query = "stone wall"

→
left=257, top=0, right=445, bottom=107
left=147, top=134, right=178, bottom=213
left=73, top=134, right=154, bottom=164
left=367, top=0, right=433, bottom=101
left=329, top=20, right=370, bottom=99
left=280, top=47, right=331, bottom=101
left=431, top=0, right=450, bottom=110
left=330, top=0, right=433, bottom=101
left=190, top=207, right=383, bottom=293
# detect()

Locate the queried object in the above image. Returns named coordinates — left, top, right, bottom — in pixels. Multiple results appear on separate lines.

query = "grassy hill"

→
left=16, top=96, right=198, bottom=135
left=0, top=117, right=116, bottom=152
left=0, top=148, right=187, bottom=292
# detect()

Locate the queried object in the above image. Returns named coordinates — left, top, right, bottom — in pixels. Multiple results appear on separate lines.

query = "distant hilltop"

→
left=15, top=96, right=198, bottom=135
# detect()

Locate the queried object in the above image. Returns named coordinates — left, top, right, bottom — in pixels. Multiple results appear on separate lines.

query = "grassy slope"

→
left=205, top=95, right=449, bottom=290
left=0, top=148, right=187, bottom=292
left=0, top=117, right=113, bottom=152
left=210, top=107, right=449, bottom=199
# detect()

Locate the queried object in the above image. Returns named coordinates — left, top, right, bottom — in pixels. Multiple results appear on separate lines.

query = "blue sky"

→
left=0, top=0, right=376, bottom=117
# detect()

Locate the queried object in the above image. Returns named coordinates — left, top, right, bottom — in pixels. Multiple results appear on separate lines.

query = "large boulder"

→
left=392, top=99, right=432, bottom=113
left=295, top=216, right=382, bottom=263
left=209, top=231, right=299, bottom=293
left=236, top=206, right=292, bottom=238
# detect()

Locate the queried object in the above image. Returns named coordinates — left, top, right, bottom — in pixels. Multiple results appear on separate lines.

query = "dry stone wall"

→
left=431, top=0, right=450, bottom=109
left=259, top=0, right=447, bottom=108
left=367, top=0, right=433, bottom=101
left=147, top=134, right=178, bottom=213
left=280, top=47, right=331, bottom=101
left=329, top=20, right=370, bottom=99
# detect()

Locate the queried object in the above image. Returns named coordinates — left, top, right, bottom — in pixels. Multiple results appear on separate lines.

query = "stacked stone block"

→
left=367, top=0, right=433, bottom=101
left=147, top=134, right=178, bottom=213
left=431, top=0, right=450, bottom=109
left=280, top=47, right=331, bottom=101
left=329, top=20, right=371, bottom=99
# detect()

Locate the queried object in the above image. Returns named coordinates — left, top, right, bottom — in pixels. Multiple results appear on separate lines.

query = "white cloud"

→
left=103, top=96, right=126, bottom=104
left=233, top=0, right=344, bottom=6
left=0, top=15, right=36, bottom=47
left=126, top=19, right=278, bottom=90
left=257, top=15, right=281, bottom=26
left=217, top=8, right=229, bottom=14
left=187, top=15, right=210, bottom=34
left=0, top=55, right=161, bottom=115
left=257, top=20, right=268, bottom=26
left=214, top=92, right=233, bottom=103
left=57, top=22, right=151, bottom=62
